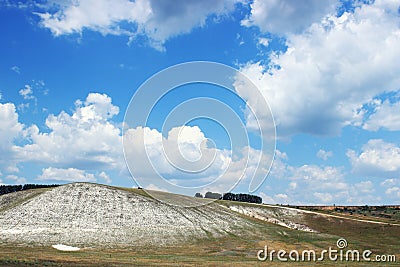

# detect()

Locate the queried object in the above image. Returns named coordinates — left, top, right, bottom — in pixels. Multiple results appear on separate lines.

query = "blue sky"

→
left=1, top=0, right=400, bottom=205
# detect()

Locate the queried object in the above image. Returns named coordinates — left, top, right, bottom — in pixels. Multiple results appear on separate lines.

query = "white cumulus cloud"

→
left=123, top=125, right=273, bottom=194
left=289, top=164, right=347, bottom=191
left=347, top=139, right=400, bottom=177
left=0, top=93, right=127, bottom=184
left=242, top=0, right=337, bottom=35
left=123, top=125, right=232, bottom=186
left=37, top=167, right=97, bottom=182
left=263, top=151, right=383, bottom=204
left=99, top=171, right=112, bottom=184
left=385, top=187, right=400, bottom=198
left=0, top=103, right=24, bottom=173
left=6, top=174, right=27, bottom=184
left=13, top=93, right=124, bottom=174
left=313, top=192, right=333, bottom=203
left=354, top=181, right=374, bottom=194
left=363, top=99, right=400, bottom=131
left=35, top=0, right=242, bottom=50
left=240, top=0, right=400, bottom=136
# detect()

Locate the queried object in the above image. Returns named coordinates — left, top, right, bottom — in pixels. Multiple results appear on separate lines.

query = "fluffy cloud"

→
left=258, top=37, right=269, bottom=47
left=380, top=178, right=400, bottom=199
left=36, top=0, right=241, bottom=50
left=37, top=167, right=97, bottom=182
left=19, top=85, right=34, bottom=100
left=363, top=99, right=400, bottom=131
left=123, top=125, right=273, bottom=194
left=263, top=151, right=384, bottom=204
left=124, top=125, right=230, bottom=186
left=354, top=181, right=374, bottom=194
left=0, top=103, right=23, bottom=150
left=317, top=149, right=333, bottom=161
left=381, top=178, right=399, bottom=187
left=6, top=174, right=27, bottom=184
left=259, top=192, right=291, bottom=204
left=0, top=93, right=123, bottom=184
left=313, top=192, right=333, bottom=203
left=99, top=171, right=112, bottom=184
left=240, top=0, right=400, bottom=136
left=242, top=0, right=337, bottom=35
left=0, top=103, right=23, bottom=172
left=289, top=164, right=347, bottom=191
left=347, top=139, right=400, bottom=177
left=273, top=193, right=290, bottom=203
left=124, top=126, right=173, bottom=177
left=37, top=0, right=150, bottom=36
left=385, top=187, right=400, bottom=198
left=15, top=93, right=123, bottom=171
left=268, top=153, right=348, bottom=203
left=2, top=93, right=270, bottom=190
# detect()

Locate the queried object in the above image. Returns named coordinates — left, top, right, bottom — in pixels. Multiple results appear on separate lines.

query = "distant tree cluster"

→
left=194, top=191, right=262, bottom=204
left=0, top=185, right=22, bottom=195
left=0, top=184, right=60, bottom=196
left=222, top=192, right=262, bottom=204
left=204, top=191, right=222, bottom=199
left=194, top=192, right=221, bottom=199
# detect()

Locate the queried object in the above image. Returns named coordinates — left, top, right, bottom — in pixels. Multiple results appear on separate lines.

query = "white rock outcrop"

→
left=52, top=244, right=80, bottom=251
left=227, top=205, right=315, bottom=232
left=0, top=183, right=255, bottom=247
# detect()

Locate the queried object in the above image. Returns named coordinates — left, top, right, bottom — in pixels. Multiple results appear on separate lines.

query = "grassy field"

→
left=0, top=207, right=398, bottom=266
left=0, top=186, right=398, bottom=266
left=292, top=205, right=400, bottom=225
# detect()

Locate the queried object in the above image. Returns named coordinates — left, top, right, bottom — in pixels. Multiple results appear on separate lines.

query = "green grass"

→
left=0, top=221, right=398, bottom=266
left=113, top=186, right=153, bottom=199
left=297, top=207, right=400, bottom=225
left=1, top=219, right=398, bottom=266
left=303, top=213, right=400, bottom=254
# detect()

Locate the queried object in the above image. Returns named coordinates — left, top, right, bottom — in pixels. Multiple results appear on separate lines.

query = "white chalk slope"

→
left=0, top=183, right=258, bottom=246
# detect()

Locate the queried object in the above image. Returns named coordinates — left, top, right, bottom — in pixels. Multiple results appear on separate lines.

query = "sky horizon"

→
left=1, top=0, right=400, bottom=205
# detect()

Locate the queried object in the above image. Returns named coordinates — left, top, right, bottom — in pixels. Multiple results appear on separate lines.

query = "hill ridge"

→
left=0, top=183, right=255, bottom=247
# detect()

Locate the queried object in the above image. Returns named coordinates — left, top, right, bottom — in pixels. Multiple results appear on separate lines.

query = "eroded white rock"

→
left=52, top=244, right=80, bottom=251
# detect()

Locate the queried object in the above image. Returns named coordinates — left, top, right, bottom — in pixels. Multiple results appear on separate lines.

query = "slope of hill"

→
left=0, top=183, right=399, bottom=266
left=0, top=183, right=258, bottom=247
